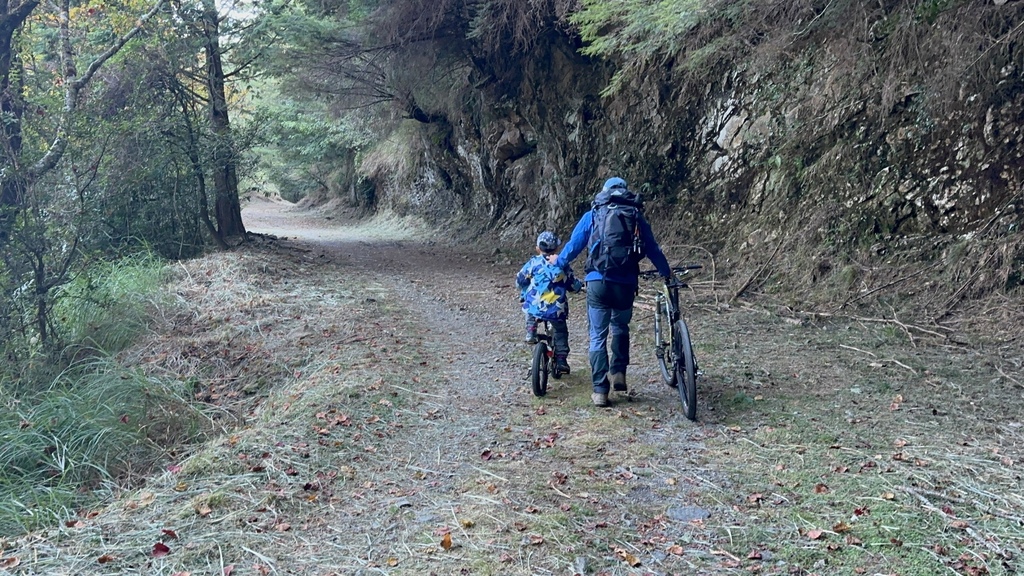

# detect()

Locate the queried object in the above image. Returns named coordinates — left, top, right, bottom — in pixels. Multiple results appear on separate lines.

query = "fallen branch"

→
left=809, top=311, right=951, bottom=341
left=939, top=251, right=996, bottom=319
left=838, top=262, right=941, bottom=311
left=731, top=237, right=784, bottom=303
left=839, top=344, right=877, bottom=357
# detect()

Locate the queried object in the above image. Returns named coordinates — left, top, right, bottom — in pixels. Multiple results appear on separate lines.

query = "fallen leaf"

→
left=195, top=503, right=212, bottom=517
left=97, top=554, right=115, bottom=564
left=614, top=548, right=641, bottom=567
left=274, top=522, right=291, bottom=532
left=894, top=438, right=908, bottom=448
left=460, top=519, right=475, bottom=528
left=832, top=522, right=852, bottom=533
left=168, top=464, right=182, bottom=474
left=881, top=492, right=895, bottom=500
left=0, top=557, right=20, bottom=569
left=440, top=532, right=453, bottom=550
left=845, top=534, right=863, bottom=545
left=161, top=528, right=179, bottom=539
left=667, top=545, right=684, bottom=555
left=814, top=483, right=829, bottom=494
left=528, top=534, right=544, bottom=545
left=223, top=565, right=235, bottom=576
left=254, top=565, right=271, bottom=575
left=66, top=520, right=85, bottom=528
left=386, top=558, right=399, bottom=567
left=806, top=529, right=825, bottom=540
left=152, top=542, right=171, bottom=557
left=889, top=395, right=903, bottom=411
left=747, top=549, right=763, bottom=559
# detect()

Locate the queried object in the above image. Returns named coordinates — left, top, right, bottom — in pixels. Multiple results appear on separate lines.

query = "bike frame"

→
left=653, top=279, right=683, bottom=359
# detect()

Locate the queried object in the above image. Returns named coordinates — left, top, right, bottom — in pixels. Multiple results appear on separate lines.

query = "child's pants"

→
left=525, top=314, right=569, bottom=361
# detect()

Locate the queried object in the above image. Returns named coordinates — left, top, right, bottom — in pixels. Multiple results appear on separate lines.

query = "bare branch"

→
left=28, top=0, right=167, bottom=182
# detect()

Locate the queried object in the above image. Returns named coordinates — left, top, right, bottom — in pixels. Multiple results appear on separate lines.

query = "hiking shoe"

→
left=555, top=360, right=570, bottom=375
left=591, top=392, right=609, bottom=407
left=610, top=372, right=627, bottom=392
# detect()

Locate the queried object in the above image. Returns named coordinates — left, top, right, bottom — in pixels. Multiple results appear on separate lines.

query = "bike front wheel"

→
left=673, top=319, right=697, bottom=420
left=531, top=341, right=549, bottom=397
left=656, top=300, right=676, bottom=388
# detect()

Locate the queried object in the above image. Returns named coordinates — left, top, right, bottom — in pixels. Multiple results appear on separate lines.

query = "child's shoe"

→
left=525, top=332, right=538, bottom=345
left=555, top=358, right=570, bottom=375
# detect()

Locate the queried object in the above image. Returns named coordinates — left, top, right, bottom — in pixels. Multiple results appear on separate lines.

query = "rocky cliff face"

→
left=362, top=2, right=1024, bottom=312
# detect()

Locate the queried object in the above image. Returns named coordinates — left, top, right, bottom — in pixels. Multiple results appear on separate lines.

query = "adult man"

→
left=552, top=177, right=672, bottom=407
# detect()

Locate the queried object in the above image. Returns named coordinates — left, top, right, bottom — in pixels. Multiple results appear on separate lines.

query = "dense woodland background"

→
left=2, top=0, right=1023, bottom=538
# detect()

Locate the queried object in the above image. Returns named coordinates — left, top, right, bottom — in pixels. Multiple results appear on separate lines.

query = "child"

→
left=516, top=231, right=583, bottom=374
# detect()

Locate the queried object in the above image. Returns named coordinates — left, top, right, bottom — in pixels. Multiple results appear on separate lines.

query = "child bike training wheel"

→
left=531, top=341, right=549, bottom=397
left=673, top=319, right=697, bottom=421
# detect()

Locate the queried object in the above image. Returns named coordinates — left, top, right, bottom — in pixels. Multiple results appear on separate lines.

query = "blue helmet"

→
left=536, top=231, right=560, bottom=253
left=602, top=177, right=628, bottom=192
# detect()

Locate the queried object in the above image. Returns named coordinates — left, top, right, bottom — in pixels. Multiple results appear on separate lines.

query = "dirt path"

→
left=239, top=197, right=721, bottom=575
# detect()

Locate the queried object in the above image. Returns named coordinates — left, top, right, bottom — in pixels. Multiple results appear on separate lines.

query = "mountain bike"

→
left=530, top=320, right=564, bottom=397
left=640, top=265, right=703, bottom=420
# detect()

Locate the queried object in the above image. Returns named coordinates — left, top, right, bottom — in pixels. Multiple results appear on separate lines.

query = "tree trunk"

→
left=201, top=0, right=246, bottom=241
left=0, top=0, right=39, bottom=240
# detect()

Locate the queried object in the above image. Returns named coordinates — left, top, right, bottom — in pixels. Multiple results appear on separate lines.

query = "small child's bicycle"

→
left=640, top=265, right=703, bottom=420
left=530, top=320, right=564, bottom=397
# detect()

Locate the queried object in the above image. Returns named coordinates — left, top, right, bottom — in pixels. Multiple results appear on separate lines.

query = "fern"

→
left=571, top=0, right=707, bottom=60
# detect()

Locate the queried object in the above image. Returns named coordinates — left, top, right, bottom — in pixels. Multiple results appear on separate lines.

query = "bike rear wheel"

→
left=673, top=319, right=697, bottom=420
left=531, top=341, right=549, bottom=397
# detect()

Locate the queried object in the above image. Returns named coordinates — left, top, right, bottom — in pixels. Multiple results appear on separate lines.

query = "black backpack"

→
left=585, top=190, right=645, bottom=276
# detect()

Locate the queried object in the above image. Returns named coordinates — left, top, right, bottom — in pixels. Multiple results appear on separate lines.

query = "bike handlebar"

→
left=638, top=264, right=703, bottom=280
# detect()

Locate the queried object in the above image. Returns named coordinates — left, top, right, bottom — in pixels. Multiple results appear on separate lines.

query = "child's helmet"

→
left=602, top=177, right=628, bottom=192
left=536, top=231, right=560, bottom=253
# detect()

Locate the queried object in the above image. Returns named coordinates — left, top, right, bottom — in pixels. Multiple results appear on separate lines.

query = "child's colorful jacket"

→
left=516, top=255, right=583, bottom=320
